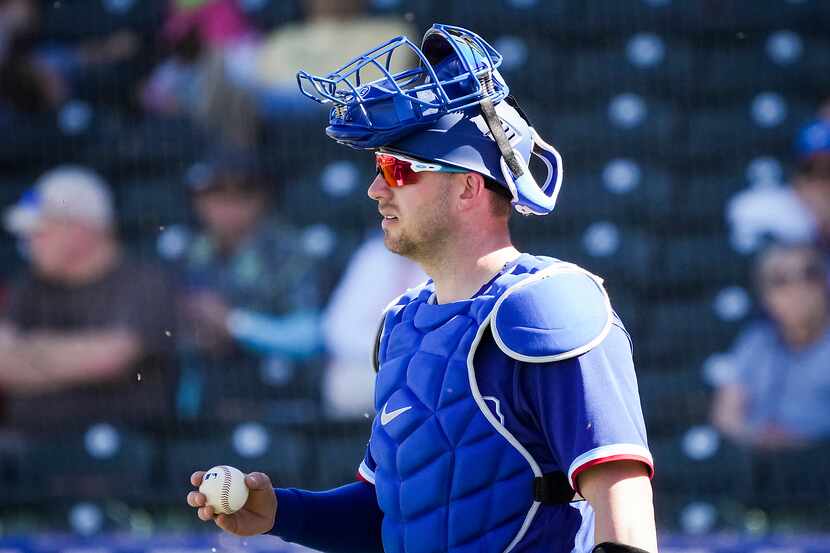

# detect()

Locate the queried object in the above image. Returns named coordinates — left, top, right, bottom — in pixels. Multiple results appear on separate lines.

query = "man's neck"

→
left=422, top=234, right=520, bottom=304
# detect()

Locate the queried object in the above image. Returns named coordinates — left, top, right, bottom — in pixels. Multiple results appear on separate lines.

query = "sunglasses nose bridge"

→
left=368, top=170, right=392, bottom=199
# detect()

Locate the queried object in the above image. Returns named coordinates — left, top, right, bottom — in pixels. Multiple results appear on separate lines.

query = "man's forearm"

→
left=270, top=482, right=383, bottom=553
left=0, top=330, right=140, bottom=393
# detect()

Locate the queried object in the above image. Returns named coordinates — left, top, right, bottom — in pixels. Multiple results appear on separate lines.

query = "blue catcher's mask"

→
left=297, top=23, right=563, bottom=216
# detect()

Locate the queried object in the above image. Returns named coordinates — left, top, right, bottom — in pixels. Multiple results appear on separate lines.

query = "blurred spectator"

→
left=712, top=242, right=830, bottom=449
left=169, top=148, right=323, bottom=421
left=0, top=0, right=141, bottom=114
left=141, top=0, right=259, bottom=144
left=792, top=118, right=830, bottom=251
left=321, top=234, right=425, bottom=419
left=253, top=0, right=415, bottom=114
left=0, top=0, right=64, bottom=112
left=0, top=166, right=176, bottom=431
left=726, top=116, right=830, bottom=255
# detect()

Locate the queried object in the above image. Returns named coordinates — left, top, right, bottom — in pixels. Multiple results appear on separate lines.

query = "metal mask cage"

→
left=296, top=24, right=507, bottom=131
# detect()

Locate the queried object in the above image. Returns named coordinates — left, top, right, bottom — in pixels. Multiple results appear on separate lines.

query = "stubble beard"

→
left=383, top=203, right=452, bottom=265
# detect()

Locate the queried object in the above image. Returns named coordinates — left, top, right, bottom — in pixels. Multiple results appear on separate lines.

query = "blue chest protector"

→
left=369, top=255, right=613, bottom=553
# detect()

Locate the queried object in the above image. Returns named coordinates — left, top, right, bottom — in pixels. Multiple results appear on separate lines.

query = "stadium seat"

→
left=556, top=39, right=693, bottom=102
left=652, top=234, right=751, bottom=294
left=260, top=116, right=350, bottom=178
left=95, top=117, right=208, bottom=174
left=537, top=97, right=680, bottom=164
left=0, top=111, right=93, bottom=170
left=492, top=36, right=560, bottom=105
left=557, top=1, right=701, bottom=38
left=309, top=421, right=373, bottom=488
left=439, top=0, right=569, bottom=38
left=117, top=176, right=190, bottom=233
left=279, top=161, right=378, bottom=232
left=650, top=434, right=753, bottom=501
left=640, top=295, right=746, bottom=367
left=637, top=369, right=711, bottom=439
left=669, top=172, right=746, bottom=231
left=16, top=428, right=157, bottom=502
left=681, top=0, right=823, bottom=34
left=516, top=226, right=656, bottom=292
left=692, top=37, right=830, bottom=100
left=177, top=350, right=324, bottom=426
left=552, top=163, right=674, bottom=230
left=686, top=99, right=814, bottom=164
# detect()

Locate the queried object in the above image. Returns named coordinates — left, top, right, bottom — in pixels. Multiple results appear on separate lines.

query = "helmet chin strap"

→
left=480, top=98, right=563, bottom=216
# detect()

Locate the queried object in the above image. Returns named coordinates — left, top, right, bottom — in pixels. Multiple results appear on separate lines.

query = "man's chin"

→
left=383, top=233, right=414, bottom=258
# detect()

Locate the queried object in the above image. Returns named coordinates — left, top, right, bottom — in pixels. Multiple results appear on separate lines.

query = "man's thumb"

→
left=245, top=472, right=272, bottom=491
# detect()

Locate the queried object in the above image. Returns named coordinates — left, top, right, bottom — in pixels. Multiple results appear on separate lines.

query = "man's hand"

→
left=187, top=470, right=277, bottom=536
left=182, top=293, right=233, bottom=354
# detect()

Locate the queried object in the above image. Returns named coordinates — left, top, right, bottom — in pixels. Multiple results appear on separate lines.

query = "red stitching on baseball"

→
left=220, top=466, right=232, bottom=513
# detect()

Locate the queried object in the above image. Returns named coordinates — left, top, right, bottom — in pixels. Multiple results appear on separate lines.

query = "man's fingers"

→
left=187, top=491, right=206, bottom=508
left=197, top=506, right=215, bottom=521
left=191, top=471, right=206, bottom=487
left=245, top=471, right=272, bottom=490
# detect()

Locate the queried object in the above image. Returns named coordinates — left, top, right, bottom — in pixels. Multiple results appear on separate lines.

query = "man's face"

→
left=27, top=217, right=95, bottom=279
left=193, top=181, right=265, bottom=245
left=759, top=247, right=828, bottom=332
left=367, top=170, right=454, bottom=261
left=0, top=0, right=37, bottom=37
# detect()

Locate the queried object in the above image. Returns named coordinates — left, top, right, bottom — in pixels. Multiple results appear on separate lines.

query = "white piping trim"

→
left=482, top=396, right=505, bottom=426
left=567, top=444, right=654, bottom=490
left=358, top=460, right=376, bottom=485
left=490, top=263, right=614, bottom=363
left=467, top=282, right=545, bottom=553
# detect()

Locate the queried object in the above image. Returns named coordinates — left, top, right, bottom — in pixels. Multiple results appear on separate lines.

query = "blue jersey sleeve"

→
left=519, top=318, right=653, bottom=492
left=269, top=482, right=383, bottom=553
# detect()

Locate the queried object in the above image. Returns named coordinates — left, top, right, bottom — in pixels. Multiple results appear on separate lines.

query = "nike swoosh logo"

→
left=380, top=403, right=412, bottom=426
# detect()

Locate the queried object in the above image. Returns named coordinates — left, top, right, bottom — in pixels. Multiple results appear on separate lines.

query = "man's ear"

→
left=456, top=172, right=487, bottom=209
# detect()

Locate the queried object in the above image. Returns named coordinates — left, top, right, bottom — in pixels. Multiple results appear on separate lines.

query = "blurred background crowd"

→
left=0, top=0, right=829, bottom=541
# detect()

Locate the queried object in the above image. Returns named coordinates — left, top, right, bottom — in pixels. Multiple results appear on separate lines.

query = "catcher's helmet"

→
left=298, top=24, right=563, bottom=216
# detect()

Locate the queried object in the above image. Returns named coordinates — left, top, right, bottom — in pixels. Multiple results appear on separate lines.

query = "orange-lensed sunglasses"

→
left=375, top=152, right=467, bottom=188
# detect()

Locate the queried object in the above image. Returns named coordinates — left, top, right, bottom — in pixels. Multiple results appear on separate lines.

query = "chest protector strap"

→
left=535, top=471, right=577, bottom=504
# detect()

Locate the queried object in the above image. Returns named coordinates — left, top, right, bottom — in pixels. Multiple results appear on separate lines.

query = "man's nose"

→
left=368, top=173, right=390, bottom=201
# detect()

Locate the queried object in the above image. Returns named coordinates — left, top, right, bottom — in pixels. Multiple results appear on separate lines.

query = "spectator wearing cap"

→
left=167, top=149, right=323, bottom=421
left=793, top=118, right=830, bottom=252
left=710, top=241, right=830, bottom=511
left=0, top=166, right=176, bottom=431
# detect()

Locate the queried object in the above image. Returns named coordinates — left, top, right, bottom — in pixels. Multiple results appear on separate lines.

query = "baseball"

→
left=199, top=465, right=250, bottom=515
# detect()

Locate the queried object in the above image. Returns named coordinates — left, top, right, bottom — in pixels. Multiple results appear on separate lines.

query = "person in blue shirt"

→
left=712, top=241, right=830, bottom=448
left=187, top=24, right=657, bottom=553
